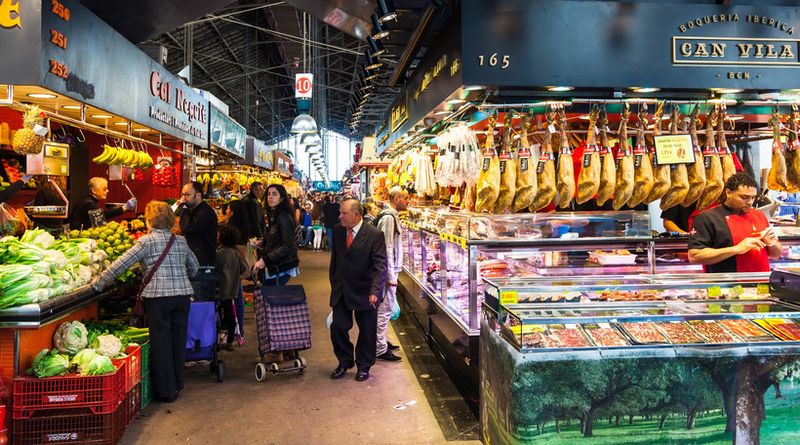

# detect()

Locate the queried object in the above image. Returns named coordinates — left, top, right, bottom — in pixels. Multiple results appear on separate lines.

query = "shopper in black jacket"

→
left=254, top=184, right=299, bottom=285
left=243, top=182, right=266, bottom=239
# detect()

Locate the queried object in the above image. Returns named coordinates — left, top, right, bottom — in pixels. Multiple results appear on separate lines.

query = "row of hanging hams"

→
left=454, top=102, right=751, bottom=213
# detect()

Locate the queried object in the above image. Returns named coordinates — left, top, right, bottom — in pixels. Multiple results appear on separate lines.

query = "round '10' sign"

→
left=296, top=76, right=312, bottom=96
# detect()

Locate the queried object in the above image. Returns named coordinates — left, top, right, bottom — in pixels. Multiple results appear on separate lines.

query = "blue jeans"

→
left=326, top=228, right=334, bottom=250
left=301, top=226, right=313, bottom=246
left=263, top=275, right=291, bottom=286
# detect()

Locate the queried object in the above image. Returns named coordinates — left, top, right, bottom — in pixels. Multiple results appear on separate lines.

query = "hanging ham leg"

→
left=494, top=113, right=517, bottom=213
left=512, top=114, right=538, bottom=211
left=576, top=107, right=601, bottom=204
left=681, top=105, right=707, bottom=207
left=476, top=115, right=501, bottom=212
left=768, top=108, right=789, bottom=191
left=660, top=104, right=690, bottom=210
left=531, top=110, right=558, bottom=211
left=646, top=101, right=671, bottom=203
left=612, top=103, right=634, bottom=210
left=697, top=106, right=724, bottom=210
left=784, top=106, right=800, bottom=191
left=717, top=104, right=736, bottom=184
left=596, top=109, right=616, bottom=206
left=627, top=103, right=655, bottom=207
left=555, top=105, right=576, bottom=208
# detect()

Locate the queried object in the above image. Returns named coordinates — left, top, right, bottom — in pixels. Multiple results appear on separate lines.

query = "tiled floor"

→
left=119, top=249, right=479, bottom=445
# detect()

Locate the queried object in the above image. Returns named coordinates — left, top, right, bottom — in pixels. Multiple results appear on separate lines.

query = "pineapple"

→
left=12, top=105, right=46, bottom=154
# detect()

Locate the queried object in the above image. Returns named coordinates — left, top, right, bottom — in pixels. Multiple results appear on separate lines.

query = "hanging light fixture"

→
left=367, top=36, right=386, bottom=56
left=377, top=0, right=397, bottom=22
left=371, top=13, right=390, bottom=40
left=364, top=50, right=382, bottom=71
left=301, top=132, right=322, bottom=147
left=291, top=114, right=318, bottom=134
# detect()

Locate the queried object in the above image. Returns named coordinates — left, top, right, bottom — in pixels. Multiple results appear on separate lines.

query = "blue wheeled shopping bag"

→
left=186, top=301, right=217, bottom=361
left=253, top=284, right=312, bottom=356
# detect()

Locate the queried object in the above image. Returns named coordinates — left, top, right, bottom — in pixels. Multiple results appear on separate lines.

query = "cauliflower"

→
left=53, top=321, right=88, bottom=355
left=93, top=334, right=122, bottom=357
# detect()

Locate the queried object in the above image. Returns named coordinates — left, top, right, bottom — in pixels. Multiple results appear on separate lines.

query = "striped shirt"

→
left=96, top=229, right=199, bottom=298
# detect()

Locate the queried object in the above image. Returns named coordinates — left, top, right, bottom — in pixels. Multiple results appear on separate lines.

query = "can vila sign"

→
left=295, top=73, right=313, bottom=99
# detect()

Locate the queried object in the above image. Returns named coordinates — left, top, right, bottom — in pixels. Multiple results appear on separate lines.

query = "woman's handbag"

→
left=236, top=242, right=257, bottom=279
left=134, top=234, right=176, bottom=315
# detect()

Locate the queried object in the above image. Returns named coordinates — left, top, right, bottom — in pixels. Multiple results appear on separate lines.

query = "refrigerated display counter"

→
left=480, top=273, right=800, bottom=445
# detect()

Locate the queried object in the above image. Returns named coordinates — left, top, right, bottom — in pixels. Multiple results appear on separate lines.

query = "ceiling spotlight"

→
left=712, top=88, right=743, bottom=94
left=133, top=128, right=150, bottom=132
left=364, top=50, right=382, bottom=71
left=377, top=0, right=397, bottom=22
left=371, top=13, right=390, bottom=40
left=62, top=105, right=82, bottom=110
left=546, top=86, right=574, bottom=92
left=113, top=122, right=129, bottom=126
left=463, top=86, right=485, bottom=92
left=92, top=114, right=113, bottom=119
left=434, top=110, right=451, bottom=116
left=27, top=93, right=57, bottom=99
left=364, top=70, right=380, bottom=81
left=367, top=36, right=386, bottom=56
left=630, top=87, right=660, bottom=93
left=447, top=98, right=466, bottom=105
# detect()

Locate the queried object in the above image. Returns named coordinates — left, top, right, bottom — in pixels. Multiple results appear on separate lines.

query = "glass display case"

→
left=401, top=209, right=800, bottom=336
left=482, top=274, right=800, bottom=353
left=479, top=273, right=800, bottom=445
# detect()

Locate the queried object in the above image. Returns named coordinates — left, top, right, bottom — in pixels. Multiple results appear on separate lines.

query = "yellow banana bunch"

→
left=92, top=145, right=154, bottom=169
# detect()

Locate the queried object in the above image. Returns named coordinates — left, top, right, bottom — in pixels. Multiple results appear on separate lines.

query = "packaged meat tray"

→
left=588, top=250, right=638, bottom=265
left=582, top=324, right=630, bottom=347
left=542, top=326, right=592, bottom=348
left=656, top=322, right=705, bottom=344
left=618, top=322, right=670, bottom=344
left=775, top=321, right=800, bottom=340
left=752, top=319, right=800, bottom=341
left=719, top=319, right=775, bottom=342
left=687, top=320, right=738, bottom=344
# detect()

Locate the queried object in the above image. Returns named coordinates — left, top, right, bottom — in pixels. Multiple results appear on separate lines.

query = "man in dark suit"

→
left=329, top=198, right=387, bottom=382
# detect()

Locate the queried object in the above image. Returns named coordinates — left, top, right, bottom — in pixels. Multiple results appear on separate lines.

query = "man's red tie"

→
left=346, top=229, right=353, bottom=249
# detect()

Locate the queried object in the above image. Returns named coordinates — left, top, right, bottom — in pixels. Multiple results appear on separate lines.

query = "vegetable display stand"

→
left=12, top=382, right=139, bottom=445
left=110, top=345, right=141, bottom=393
left=12, top=360, right=127, bottom=419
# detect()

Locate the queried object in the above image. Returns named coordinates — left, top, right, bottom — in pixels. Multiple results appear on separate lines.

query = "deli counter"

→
left=479, top=272, right=800, bottom=445
left=397, top=208, right=800, bottom=393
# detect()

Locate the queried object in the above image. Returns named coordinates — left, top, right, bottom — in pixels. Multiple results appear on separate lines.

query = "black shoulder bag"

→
left=134, top=234, right=176, bottom=315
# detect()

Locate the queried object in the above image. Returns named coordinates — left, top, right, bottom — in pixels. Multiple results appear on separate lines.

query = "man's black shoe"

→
left=387, top=341, right=400, bottom=351
left=355, top=369, right=370, bottom=381
left=377, top=351, right=402, bottom=362
left=331, top=366, right=351, bottom=379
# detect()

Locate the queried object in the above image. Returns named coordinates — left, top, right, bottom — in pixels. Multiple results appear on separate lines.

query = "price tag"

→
left=708, top=304, right=721, bottom=314
left=500, top=291, right=518, bottom=305
left=708, top=286, right=722, bottom=298
left=729, top=285, right=744, bottom=298
left=757, top=284, right=770, bottom=295
left=757, top=304, right=771, bottom=313
left=653, top=134, right=695, bottom=165
left=730, top=304, right=744, bottom=313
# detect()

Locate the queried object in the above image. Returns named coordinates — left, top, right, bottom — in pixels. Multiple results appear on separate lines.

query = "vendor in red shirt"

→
left=688, top=172, right=781, bottom=273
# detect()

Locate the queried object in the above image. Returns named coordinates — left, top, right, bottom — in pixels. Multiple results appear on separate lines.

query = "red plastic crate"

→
left=111, top=346, right=141, bottom=393
left=122, top=384, right=141, bottom=427
left=13, top=361, right=127, bottom=420
left=11, top=386, right=138, bottom=445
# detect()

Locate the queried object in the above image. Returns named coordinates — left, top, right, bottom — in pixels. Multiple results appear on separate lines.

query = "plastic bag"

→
left=391, top=298, right=401, bottom=321
left=326, top=310, right=333, bottom=329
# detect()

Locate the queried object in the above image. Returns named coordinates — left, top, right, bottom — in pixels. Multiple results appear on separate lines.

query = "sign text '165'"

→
left=478, top=53, right=510, bottom=69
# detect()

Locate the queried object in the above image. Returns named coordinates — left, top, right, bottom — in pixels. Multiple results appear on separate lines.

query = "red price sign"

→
left=295, top=73, right=313, bottom=99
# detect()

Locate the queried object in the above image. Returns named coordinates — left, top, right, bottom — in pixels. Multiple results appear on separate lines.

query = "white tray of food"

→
left=588, top=250, right=638, bottom=265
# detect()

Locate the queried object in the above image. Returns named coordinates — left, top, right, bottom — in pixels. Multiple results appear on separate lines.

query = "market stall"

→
left=377, top=1, right=800, bottom=427
left=0, top=0, right=210, bottom=440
